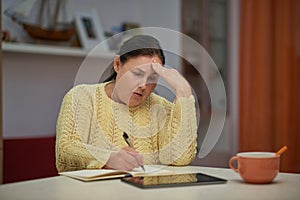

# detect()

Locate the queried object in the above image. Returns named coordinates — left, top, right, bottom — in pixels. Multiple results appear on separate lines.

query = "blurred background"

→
left=1, top=0, right=299, bottom=183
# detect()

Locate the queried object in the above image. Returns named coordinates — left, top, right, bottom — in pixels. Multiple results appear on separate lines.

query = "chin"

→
left=128, top=99, right=144, bottom=107
left=128, top=102, right=141, bottom=107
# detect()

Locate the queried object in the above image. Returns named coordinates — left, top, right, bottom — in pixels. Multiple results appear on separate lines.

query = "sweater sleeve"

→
left=55, top=86, right=111, bottom=172
left=158, top=95, right=198, bottom=166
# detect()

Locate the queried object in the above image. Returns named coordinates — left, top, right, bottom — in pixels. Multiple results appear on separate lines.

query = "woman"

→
left=56, top=35, right=197, bottom=172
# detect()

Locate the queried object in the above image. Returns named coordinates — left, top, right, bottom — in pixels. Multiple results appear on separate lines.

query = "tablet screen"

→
left=121, top=173, right=227, bottom=189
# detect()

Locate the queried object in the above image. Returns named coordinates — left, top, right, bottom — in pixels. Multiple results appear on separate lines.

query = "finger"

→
left=117, top=159, right=136, bottom=171
left=122, top=146, right=139, bottom=153
left=124, top=157, right=140, bottom=170
left=121, top=150, right=141, bottom=169
left=123, top=151, right=144, bottom=167
left=122, top=147, right=143, bottom=164
left=113, top=153, right=138, bottom=171
left=151, top=62, right=166, bottom=75
left=124, top=148, right=144, bottom=165
left=136, top=153, right=144, bottom=166
left=127, top=152, right=144, bottom=168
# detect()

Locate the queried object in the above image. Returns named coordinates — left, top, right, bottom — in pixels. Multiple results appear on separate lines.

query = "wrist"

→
left=175, top=87, right=192, bottom=98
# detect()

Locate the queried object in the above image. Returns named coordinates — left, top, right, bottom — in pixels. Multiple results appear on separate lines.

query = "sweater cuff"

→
left=87, top=160, right=103, bottom=169
left=175, top=95, right=195, bottom=106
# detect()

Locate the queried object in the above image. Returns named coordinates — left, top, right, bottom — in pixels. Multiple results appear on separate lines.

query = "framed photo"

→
left=75, top=10, right=108, bottom=50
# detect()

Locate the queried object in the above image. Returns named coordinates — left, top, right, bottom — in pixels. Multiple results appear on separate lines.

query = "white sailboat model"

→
left=4, top=0, right=75, bottom=41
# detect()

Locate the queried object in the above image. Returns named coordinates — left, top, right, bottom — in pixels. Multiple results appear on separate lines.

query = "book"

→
left=59, top=165, right=176, bottom=181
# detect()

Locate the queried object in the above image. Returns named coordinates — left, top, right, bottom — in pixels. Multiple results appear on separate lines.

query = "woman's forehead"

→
left=125, top=55, right=162, bottom=66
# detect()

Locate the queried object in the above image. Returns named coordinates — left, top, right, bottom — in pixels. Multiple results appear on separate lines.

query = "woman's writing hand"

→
left=152, top=62, right=192, bottom=98
left=103, top=147, right=144, bottom=171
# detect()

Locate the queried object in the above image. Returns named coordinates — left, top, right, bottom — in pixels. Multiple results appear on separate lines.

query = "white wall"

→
left=2, top=53, right=82, bottom=138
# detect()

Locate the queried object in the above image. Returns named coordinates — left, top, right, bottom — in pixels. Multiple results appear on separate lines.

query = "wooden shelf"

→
left=2, top=42, right=115, bottom=58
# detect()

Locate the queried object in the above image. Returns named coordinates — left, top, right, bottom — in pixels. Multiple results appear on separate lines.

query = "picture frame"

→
left=75, top=10, right=108, bottom=50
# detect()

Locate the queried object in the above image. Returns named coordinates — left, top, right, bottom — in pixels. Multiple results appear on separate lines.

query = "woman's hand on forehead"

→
left=151, top=61, right=192, bottom=98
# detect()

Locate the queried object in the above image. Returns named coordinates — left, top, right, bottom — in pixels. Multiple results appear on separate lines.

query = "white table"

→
left=0, top=167, right=299, bottom=200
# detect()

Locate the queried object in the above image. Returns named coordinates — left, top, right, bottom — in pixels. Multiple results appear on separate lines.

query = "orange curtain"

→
left=239, top=0, right=300, bottom=173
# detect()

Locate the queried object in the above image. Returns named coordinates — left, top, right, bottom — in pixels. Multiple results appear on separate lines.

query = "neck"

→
left=105, top=82, right=122, bottom=103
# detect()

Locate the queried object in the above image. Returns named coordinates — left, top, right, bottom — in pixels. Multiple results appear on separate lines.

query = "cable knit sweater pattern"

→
left=56, top=83, right=197, bottom=172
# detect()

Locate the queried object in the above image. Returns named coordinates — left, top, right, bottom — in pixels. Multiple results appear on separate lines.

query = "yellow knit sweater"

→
left=56, top=82, right=197, bottom=172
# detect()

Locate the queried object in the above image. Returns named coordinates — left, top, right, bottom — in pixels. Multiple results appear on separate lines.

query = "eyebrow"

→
left=133, top=68, right=158, bottom=75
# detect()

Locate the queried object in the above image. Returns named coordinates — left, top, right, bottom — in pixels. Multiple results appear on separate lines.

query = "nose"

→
left=138, top=77, right=147, bottom=89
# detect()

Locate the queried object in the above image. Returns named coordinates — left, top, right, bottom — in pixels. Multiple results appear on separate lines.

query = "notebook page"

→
left=60, top=169, right=125, bottom=178
left=130, top=165, right=175, bottom=176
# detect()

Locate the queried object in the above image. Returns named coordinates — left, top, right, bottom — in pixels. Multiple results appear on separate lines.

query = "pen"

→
left=123, top=132, right=145, bottom=171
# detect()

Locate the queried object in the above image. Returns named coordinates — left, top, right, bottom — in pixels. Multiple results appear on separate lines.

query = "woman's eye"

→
left=148, top=75, right=158, bottom=82
left=132, top=71, right=143, bottom=77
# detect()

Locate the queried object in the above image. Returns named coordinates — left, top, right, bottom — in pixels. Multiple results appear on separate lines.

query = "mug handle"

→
left=229, top=156, right=239, bottom=173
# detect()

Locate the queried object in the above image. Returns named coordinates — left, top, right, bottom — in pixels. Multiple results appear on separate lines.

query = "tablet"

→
left=121, top=173, right=227, bottom=189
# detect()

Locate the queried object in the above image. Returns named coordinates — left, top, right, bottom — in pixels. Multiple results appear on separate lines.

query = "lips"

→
left=133, top=92, right=142, bottom=96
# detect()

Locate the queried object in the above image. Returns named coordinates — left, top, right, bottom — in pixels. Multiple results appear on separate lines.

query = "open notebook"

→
left=59, top=165, right=204, bottom=181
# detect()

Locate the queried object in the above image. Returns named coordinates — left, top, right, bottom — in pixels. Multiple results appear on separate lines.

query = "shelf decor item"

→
left=75, top=9, right=108, bottom=50
left=4, top=0, right=76, bottom=41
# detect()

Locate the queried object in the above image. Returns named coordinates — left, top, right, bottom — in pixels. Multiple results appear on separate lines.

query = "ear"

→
left=113, top=55, right=121, bottom=73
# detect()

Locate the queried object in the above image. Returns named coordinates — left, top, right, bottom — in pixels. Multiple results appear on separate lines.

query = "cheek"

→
left=145, top=84, right=156, bottom=93
left=116, top=74, right=141, bottom=101
left=118, top=72, right=139, bottom=88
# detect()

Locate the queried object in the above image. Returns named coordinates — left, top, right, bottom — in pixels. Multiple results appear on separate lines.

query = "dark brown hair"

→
left=104, top=35, right=165, bottom=82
